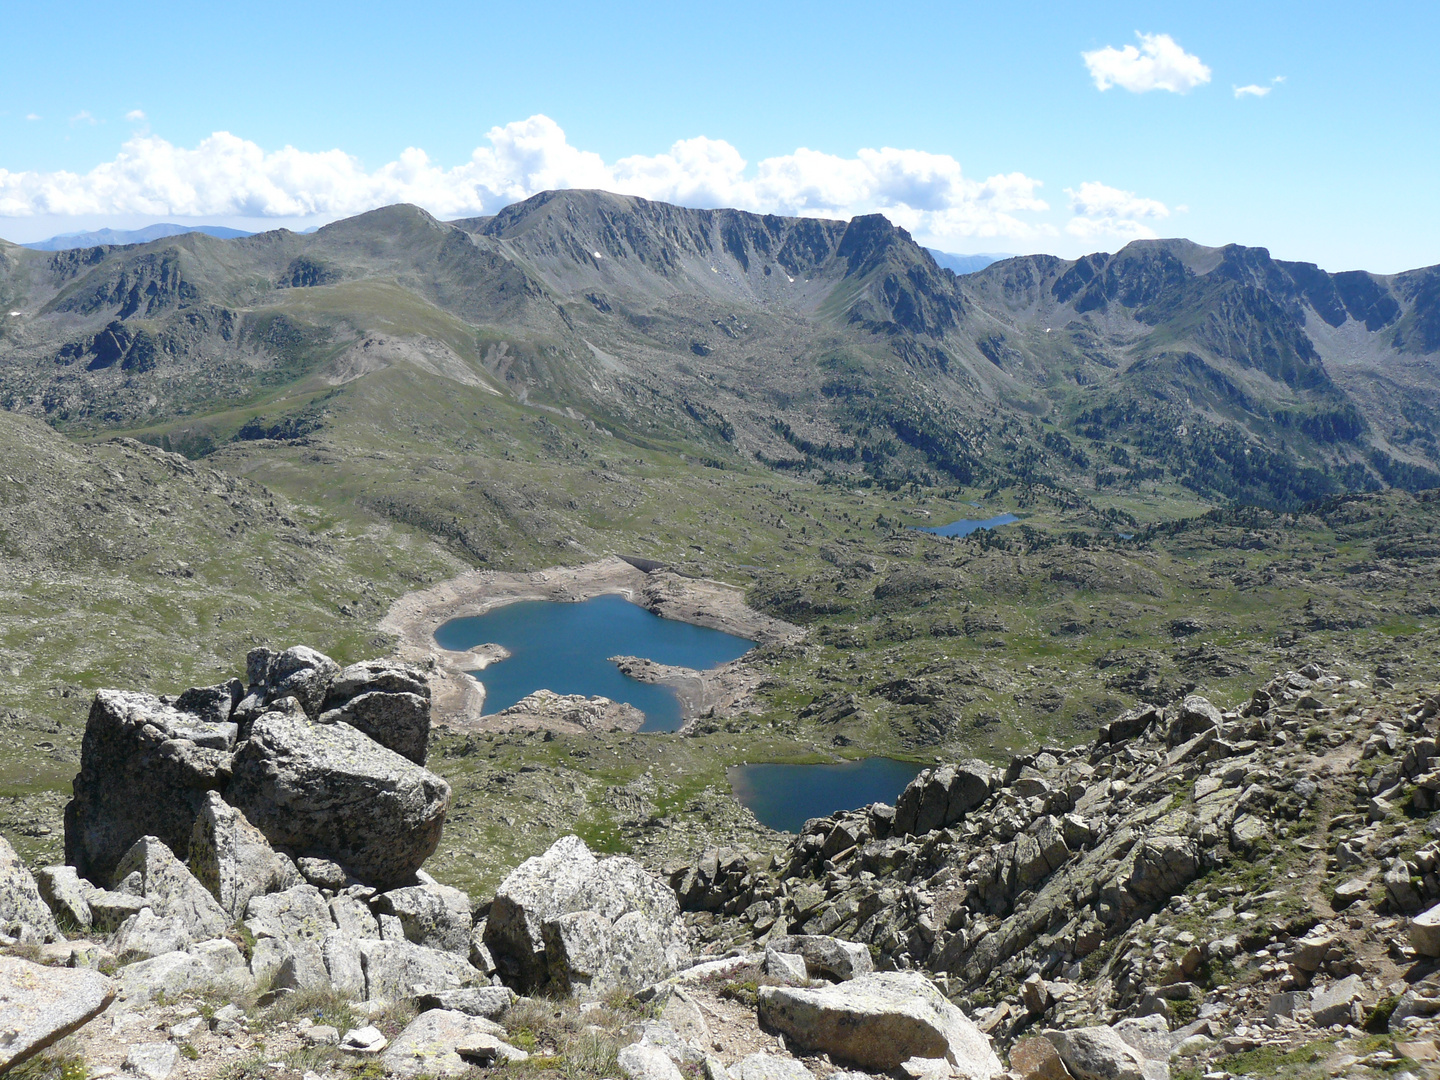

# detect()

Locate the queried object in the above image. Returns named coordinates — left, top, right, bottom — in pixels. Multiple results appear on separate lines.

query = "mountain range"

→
left=1, top=189, right=1436, bottom=509
left=18, top=223, right=254, bottom=251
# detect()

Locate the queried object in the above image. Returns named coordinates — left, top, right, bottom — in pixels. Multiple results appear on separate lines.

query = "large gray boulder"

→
left=115, top=938, right=249, bottom=1003
left=358, top=938, right=479, bottom=1001
left=113, top=835, right=231, bottom=939
left=36, top=865, right=94, bottom=931
left=1310, top=974, right=1366, bottom=1027
left=893, top=762, right=998, bottom=837
left=109, top=908, right=193, bottom=960
left=174, top=680, right=244, bottom=725
left=758, top=970, right=1003, bottom=1075
left=245, top=884, right=333, bottom=990
left=0, top=836, right=62, bottom=943
left=374, top=876, right=473, bottom=956
left=485, top=835, right=687, bottom=997
left=187, top=791, right=299, bottom=920
left=766, top=935, right=873, bottom=981
left=318, top=658, right=433, bottom=766
left=320, top=692, right=431, bottom=766
left=1044, top=1026, right=1157, bottom=1080
left=227, top=710, right=450, bottom=889
left=383, top=1009, right=506, bottom=1078
left=415, top=986, right=516, bottom=1019
left=1411, top=902, right=1440, bottom=957
left=324, top=659, right=430, bottom=709
left=64, top=690, right=234, bottom=885
left=0, top=957, right=113, bottom=1072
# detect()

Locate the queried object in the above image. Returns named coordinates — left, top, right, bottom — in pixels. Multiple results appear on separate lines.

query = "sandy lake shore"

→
left=378, top=555, right=803, bottom=730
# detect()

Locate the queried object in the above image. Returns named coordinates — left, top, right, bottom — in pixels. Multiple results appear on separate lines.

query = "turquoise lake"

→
left=433, top=593, right=755, bottom=733
left=917, top=512, right=1020, bottom=538
left=727, top=757, right=924, bottom=833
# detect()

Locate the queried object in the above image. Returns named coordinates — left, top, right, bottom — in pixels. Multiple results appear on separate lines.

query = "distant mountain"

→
left=926, top=248, right=1013, bottom=275
left=21, top=223, right=252, bottom=251
left=1, top=190, right=1437, bottom=508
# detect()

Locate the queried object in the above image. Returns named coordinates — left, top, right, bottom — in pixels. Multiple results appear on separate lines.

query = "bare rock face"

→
left=0, top=956, right=114, bottom=1072
left=382, top=1009, right=507, bottom=1078
left=1411, top=902, right=1440, bottom=957
left=115, top=938, right=248, bottom=1004
left=245, top=883, right=334, bottom=991
left=319, top=691, right=431, bottom=765
left=248, top=646, right=341, bottom=719
left=324, top=659, right=431, bottom=708
left=485, top=835, right=688, bottom=997
left=188, top=789, right=300, bottom=921
left=187, top=791, right=301, bottom=920
left=113, top=835, right=231, bottom=940
left=0, top=835, right=62, bottom=943
left=174, top=680, right=244, bottom=726
left=765, top=935, right=873, bottom=981
left=893, top=762, right=999, bottom=836
left=757, top=970, right=1003, bottom=1075
left=358, top=939, right=480, bottom=1002
left=228, top=710, right=450, bottom=889
left=64, top=690, right=235, bottom=885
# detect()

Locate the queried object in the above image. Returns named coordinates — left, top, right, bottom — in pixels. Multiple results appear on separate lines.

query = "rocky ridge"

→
left=663, top=662, right=1440, bottom=1080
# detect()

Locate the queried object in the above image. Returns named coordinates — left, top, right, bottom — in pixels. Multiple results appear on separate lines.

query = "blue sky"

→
left=1, top=0, right=1435, bottom=271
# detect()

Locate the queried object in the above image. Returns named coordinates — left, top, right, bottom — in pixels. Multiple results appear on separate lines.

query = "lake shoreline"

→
left=378, top=555, right=803, bottom=731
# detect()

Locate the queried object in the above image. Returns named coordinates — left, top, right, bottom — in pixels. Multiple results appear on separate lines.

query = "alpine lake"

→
left=434, top=593, right=924, bottom=832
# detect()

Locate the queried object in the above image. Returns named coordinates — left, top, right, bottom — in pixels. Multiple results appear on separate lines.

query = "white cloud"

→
left=1065, top=181, right=1170, bottom=240
left=1235, top=76, right=1285, bottom=98
left=0, top=115, right=1054, bottom=246
left=69, top=110, right=98, bottom=126
left=125, top=109, right=147, bottom=122
left=1082, top=33, right=1211, bottom=94
left=25, top=113, right=40, bottom=122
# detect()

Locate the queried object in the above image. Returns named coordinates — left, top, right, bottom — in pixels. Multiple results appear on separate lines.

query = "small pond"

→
left=727, top=757, right=924, bottom=833
left=917, top=512, right=1020, bottom=538
left=433, top=593, right=755, bottom=733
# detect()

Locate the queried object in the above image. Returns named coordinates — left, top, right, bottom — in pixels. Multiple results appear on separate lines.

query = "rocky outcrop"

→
left=64, top=689, right=234, bottom=884
left=893, top=762, right=1000, bottom=837
left=36, top=865, right=93, bottom=931
left=485, top=835, right=687, bottom=997
left=0, top=835, right=62, bottom=943
left=0, top=957, right=114, bottom=1072
left=758, top=970, right=1003, bottom=1074
left=227, top=710, right=450, bottom=889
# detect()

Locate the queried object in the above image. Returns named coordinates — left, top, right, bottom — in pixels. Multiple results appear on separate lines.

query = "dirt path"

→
left=378, top=556, right=803, bottom=730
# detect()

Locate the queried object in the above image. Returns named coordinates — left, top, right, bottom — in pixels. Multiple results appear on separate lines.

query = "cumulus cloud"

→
left=125, top=109, right=147, bottom=122
left=1082, top=33, right=1211, bottom=94
left=1065, top=181, right=1170, bottom=240
left=69, top=110, right=99, bottom=126
left=0, top=115, right=1054, bottom=246
left=25, top=113, right=40, bottom=122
